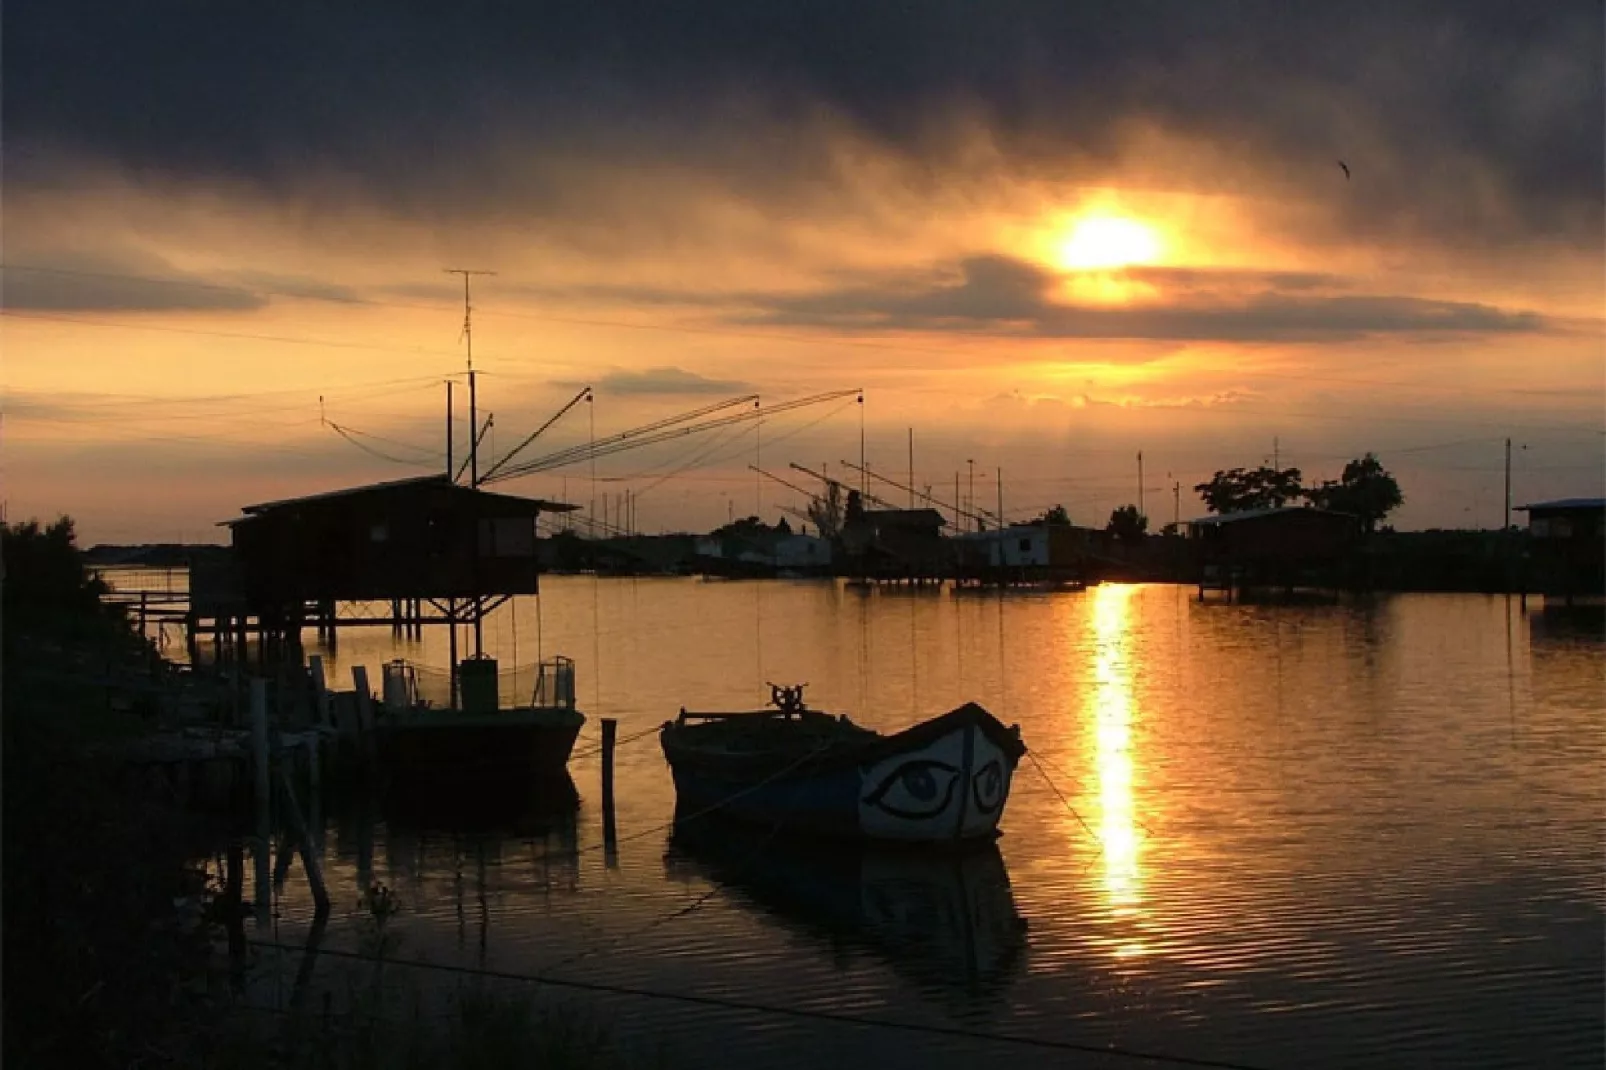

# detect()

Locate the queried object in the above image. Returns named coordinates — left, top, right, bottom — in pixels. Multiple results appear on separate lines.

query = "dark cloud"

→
left=733, top=254, right=1548, bottom=342
left=2, top=261, right=266, bottom=312
left=4, top=2, right=1600, bottom=251
left=569, top=367, right=755, bottom=396
left=0, top=256, right=362, bottom=312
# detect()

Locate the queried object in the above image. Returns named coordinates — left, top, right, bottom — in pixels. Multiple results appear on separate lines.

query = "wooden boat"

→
left=377, top=656, right=585, bottom=784
left=660, top=684, right=1026, bottom=845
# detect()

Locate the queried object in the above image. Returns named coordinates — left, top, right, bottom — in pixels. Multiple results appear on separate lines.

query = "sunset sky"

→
left=5, top=2, right=1602, bottom=542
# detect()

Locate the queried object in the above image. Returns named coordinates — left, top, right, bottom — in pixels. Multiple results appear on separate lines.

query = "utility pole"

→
left=445, top=381, right=455, bottom=481
left=858, top=393, right=867, bottom=496
left=996, top=467, right=1004, bottom=529
left=1173, top=481, right=1181, bottom=529
left=1137, top=451, right=1145, bottom=518
left=1273, top=436, right=1280, bottom=471
left=445, top=268, right=496, bottom=488
left=1503, top=437, right=1512, bottom=533
left=446, top=267, right=495, bottom=668
left=954, top=472, right=961, bottom=532
left=907, top=428, right=915, bottom=509
left=967, top=460, right=976, bottom=532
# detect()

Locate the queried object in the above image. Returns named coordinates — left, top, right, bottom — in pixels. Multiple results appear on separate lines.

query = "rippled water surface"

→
left=188, top=579, right=1602, bottom=1069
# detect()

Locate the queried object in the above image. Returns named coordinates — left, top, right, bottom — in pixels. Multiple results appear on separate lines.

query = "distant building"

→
left=841, top=508, right=950, bottom=577
left=953, top=523, right=1089, bottom=583
left=693, top=530, right=833, bottom=576
left=1516, top=498, right=1605, bottom=605
left=1187, top=506, right=1359, bottom=599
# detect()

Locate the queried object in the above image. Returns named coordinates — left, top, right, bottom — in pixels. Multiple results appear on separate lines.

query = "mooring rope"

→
left=1023, top=750, right=1103, bottom=844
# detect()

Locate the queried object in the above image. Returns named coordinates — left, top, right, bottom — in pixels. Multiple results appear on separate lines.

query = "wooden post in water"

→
left=308, top=655, right=333, bottom=729
left=601, top=717, right=618, bottom=857
left=351, top=665, right=378, bottom=769
left=277, top=766, right=330, bottom=916
left=250, top=678, right=272, bottom=925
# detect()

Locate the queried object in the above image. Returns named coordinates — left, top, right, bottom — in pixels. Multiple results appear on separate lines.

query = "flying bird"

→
left=1338, top=160, right=1351, bottom=180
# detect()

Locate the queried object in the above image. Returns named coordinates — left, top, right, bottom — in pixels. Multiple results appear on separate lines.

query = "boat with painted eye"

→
left=660, top=684, right=1027, bottom=846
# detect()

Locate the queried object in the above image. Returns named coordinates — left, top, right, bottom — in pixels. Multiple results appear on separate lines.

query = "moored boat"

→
left=660, top=684, right=1026, bottom=845
left=377, top=656, right=585, bottom=785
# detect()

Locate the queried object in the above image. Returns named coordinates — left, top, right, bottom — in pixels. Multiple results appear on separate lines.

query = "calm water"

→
left=143, top=576, right=1605, bottom=1068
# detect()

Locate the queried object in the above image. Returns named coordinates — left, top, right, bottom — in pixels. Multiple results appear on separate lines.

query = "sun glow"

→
left=1057, top=216, right=1162, bottom=272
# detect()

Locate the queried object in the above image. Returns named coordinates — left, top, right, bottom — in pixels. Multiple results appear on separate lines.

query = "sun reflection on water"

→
left=1089, top=584, right=1144, bottom=941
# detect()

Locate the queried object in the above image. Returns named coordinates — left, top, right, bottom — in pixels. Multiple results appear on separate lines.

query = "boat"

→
left=660, top=684, right=1026, bottom=845
left=376, top=656, right=585, bottom=785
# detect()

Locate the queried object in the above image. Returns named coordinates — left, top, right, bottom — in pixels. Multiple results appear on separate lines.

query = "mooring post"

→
left=225, top=839, right=246, bottom=984
left=277, top=767, right=330, bottom=916
left=250, top=678, right=272, bottom=925
left=251, top=678, right=271, bottom=824
left=308, top=654, right=333, bottom=729
left=351, top=665, right=378, bottom=770
left=305, top=734, right=322, bottom=855
left=601, top=717, right=618, bottom=857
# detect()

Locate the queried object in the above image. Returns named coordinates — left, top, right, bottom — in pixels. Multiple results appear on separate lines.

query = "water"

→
left=142, top=576, right=1605, bottom=1068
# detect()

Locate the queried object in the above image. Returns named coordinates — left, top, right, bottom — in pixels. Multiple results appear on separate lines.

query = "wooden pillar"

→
left=601, top=718, right=618, bottom=860
left=308, top=655, right=333, bottom=730
left=249, top=678, right=272, bottom=925
left=352, top=665, right=378, bottom=769
left=277, top=767, right=330, bottom=916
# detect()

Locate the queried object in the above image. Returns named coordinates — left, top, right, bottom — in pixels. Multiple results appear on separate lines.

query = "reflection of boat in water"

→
left=660, top=685, right=1027, bottom=845
left=666, top=819, right=1027, bottom=995
left=380, top=770, right=580, bottom=838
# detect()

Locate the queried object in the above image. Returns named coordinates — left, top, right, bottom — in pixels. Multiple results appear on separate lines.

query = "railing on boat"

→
left=381, top=656, right=577, bottom=712
left=529, top=656, right=576, bottom=710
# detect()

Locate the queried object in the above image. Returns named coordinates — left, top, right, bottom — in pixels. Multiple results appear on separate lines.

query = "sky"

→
left=4, top=1, right=1603, bottom=542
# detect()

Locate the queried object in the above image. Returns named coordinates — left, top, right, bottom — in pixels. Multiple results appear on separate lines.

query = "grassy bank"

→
left=3, top=518, right=663, bottom=1069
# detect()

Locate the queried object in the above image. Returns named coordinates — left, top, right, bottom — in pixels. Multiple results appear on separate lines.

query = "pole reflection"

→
left=1089, top=584, right=1144, bottom=948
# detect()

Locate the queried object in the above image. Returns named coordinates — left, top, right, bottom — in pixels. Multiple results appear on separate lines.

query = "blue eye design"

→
left=971, top=759, right=1005, bottom=814
left=864, top=759, right=960, bottom=820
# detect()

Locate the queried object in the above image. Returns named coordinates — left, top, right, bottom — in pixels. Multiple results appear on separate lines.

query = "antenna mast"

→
left=445, top=268, right=496, bottom=487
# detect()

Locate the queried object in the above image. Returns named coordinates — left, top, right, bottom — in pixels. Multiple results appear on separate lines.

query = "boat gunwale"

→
left=661, top=701, right=1026, bottom=780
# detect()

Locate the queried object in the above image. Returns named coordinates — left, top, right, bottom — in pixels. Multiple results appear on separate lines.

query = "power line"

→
left=0, top=310, right=463, bottom=358
left=242, top=939, right=1279, bottom=1070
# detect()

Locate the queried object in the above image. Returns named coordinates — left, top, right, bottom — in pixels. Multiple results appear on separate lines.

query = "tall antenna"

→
left=445, top=268, right=496, bottom=487
left=1137, top=450, right=1145, bottom=519
left=907, top=428, right=915, bottom=508
left=858, top=393, right=867, bottom=496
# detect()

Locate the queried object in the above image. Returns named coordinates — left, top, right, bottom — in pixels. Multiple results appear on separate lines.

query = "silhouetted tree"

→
left=844, top=489, right=866, bottom=525
left=807, top=481, right=844, bottom=539
left=1106, top=504, right=1149, bottom=544
left=1030, top=504, right=1071, bottom=526
left=1306, top=453, right=1403, bottom=533
left=775, top=516, right=792, bottom=535
left=1194, top=466, right=1305, bottom=514
left=1, top=517, right=108, bottom=615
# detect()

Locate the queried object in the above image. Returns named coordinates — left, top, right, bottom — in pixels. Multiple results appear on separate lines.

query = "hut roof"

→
left=1515, top=498, right=1606, bottom=513
left=864, top=508, right=948, bottom=529
left=227, top=474, right=577, bottom=524
left=1187, top=505, right=1351, bottom=527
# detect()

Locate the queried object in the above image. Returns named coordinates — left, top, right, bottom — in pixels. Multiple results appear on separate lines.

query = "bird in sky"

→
left=1338, top=160, right=1351, bottom=180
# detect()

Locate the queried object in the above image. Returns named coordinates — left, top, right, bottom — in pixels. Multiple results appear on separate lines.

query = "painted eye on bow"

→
left=864, top=759, right=960, bottom=820
left=971, top=759, right=1005, bottom=814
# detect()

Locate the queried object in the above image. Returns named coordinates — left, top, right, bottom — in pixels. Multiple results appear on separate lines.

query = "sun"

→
left=1057, top=216, right=1162, bottom=271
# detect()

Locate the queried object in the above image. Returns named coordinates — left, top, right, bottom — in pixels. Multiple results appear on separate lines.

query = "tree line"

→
left=1075, top=453, right=1405, bottom=542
